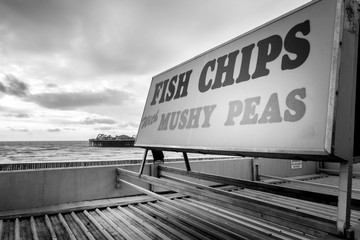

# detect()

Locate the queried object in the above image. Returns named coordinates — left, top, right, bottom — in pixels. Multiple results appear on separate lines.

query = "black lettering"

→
left=282, top=20, right=311, bottom=70
left=150, top=81, right=163, bottom=105
left=236, top=44, right=255, bottom=83
left=159, top=79, right=169, bottom=104
left=252, top=35, right=282, bottom=79
left=174, top=70, right=192, bottom=99
left=198, top=59, right=216, bottom=93
left=212, top=50, right=239, bottom=90
left=165, top=76, right=177, bottom=101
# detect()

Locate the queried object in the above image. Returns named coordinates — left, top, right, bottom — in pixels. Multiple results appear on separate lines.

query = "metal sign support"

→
left=138, top=149, right=192, bottom=175
left=183, top=152, right=191, bottom=172
left=337, top=160, right=354, bottom=238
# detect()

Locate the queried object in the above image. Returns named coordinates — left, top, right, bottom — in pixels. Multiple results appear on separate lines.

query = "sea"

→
left=0, top=141, right=202, bottom=163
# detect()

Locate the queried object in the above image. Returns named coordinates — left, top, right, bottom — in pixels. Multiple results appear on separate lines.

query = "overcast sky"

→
left=0, top=0, right=310, bottom=141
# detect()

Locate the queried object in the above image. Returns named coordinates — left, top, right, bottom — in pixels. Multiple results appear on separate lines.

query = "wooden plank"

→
left=105, top=207, right=152, bottom=240
left=0, top=220, right=3, bottom=240
left=139, top=202, right=214, bottom=240
left=30, top=217, right=39, bottom=240
left=83, top=210, right=115, bottom=240
left=237, top=189, right=337, bottom=220
left=127, top=204, right=190, bottom=240
left=70, top=212, right=96, bottom=240
left=117, top=168, right=337, bottom=235
left=44, top=215, right=58, bottom=240
left=116, top=206, right=172, bottom=240
left=148, top=201, right=248, bottom=240
left=319, top=168, right=360, bottom=178
left=158, top=175, right=336, bottom=239
left=14, top=218, right=20, bottom=240
left=159, top=170, right=336, bottom=222
left=0, top=194, right=181, bottom=220
left=182, top=198, right=320, bottom=240
left=157, top=200, right=277, bottom=240
left=58, top=213, right=76, bottom=240
left=119, top=179, right=246, bottom=239
left=337, top=161, right=353, bottom=236
left=260, top=174, right=339, bottom=190
left=94, top=208, right=134, bottom=240
left=159, top=165, right=340, bottom=206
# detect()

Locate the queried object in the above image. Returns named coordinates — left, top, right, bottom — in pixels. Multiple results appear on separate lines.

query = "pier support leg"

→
left=252, top=157, right=259, bottom=181
left=138, top=149, right=148, bottom=176
left=337, top=161, right=354, bottom=238
left=183, top=152, right=191, bottom=172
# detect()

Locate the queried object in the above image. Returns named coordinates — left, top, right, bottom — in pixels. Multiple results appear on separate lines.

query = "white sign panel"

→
left=136, top=0, right=342, bottom=158
left=291, top=160, right=303, bottom=169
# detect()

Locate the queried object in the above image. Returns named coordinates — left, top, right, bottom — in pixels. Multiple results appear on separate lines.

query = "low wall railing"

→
left=0, top=156, right=238, bottom=171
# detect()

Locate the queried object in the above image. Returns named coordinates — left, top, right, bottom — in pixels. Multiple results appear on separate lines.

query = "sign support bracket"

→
left=336, top=160, right=354, bottom=238
left=139, top=149, right=192, bottom=176
left=138, top=149, right=148, bottom=176
left=183, top=152, right=191, bottom=171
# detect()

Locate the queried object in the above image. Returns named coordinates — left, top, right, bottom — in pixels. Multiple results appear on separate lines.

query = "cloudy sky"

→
left=0, top=0, right=310, bottom=141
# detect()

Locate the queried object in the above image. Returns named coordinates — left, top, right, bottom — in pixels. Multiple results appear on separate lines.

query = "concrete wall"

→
left=0, top=157, right=319, bottom=212
left=0, top=164, right=151, bottom=212
left=324, top=162, right=360, bottom=172
left=256, top=158, right=317, bottom=178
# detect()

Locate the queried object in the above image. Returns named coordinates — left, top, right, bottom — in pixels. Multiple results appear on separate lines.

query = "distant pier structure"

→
left=89, top=134, right=135, bottom=147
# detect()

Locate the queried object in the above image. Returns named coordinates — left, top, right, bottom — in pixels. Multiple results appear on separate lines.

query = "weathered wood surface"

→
left=117, top=167, right=338, bottom=236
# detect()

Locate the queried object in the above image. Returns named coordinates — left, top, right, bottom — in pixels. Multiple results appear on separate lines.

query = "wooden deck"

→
left=0, top=189, right=346, bottom=240
left=1, top=166, right=358, bottom=239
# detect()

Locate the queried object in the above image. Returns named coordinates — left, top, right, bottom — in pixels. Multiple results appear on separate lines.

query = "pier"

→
left=89, top=134, right=135, bottom=147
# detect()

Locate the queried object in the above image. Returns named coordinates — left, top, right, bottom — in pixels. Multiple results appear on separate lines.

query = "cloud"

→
left=5, top=113, right=30, bottom=118
left=0, top=74, right=29, bottom=97
left=128, top=122, right=139, bottom=128
left=47, top=128, right=61, bottom=132
left=46, top=83, right=58, bottom=88
left=27, top=89, right=133, bottom=110
left=94, top=126, right=114, bottom=131
left=63, top=128, right=77, bottom=131
left=82, top=117, right=117, bottom=125
left=7, top=127, right=28, bottom=132
left=0, top=75, right=133, bottom=110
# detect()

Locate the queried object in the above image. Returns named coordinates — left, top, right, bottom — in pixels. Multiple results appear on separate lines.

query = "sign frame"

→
left=135, top=0, right=359, bottom=163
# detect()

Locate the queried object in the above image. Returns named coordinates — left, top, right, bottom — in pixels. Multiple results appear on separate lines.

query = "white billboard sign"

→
left=135, top=0, right=356, bottom=161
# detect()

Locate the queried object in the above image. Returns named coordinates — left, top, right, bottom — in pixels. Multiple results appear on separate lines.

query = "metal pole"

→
left=183, top=152, right=191, bottom=171
left=336, top=161, right=353, bottom=238
left=138, top=149, right=148, bottom=176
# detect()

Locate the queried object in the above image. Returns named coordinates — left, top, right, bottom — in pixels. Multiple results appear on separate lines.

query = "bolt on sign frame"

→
left=135, top=0, right=359, bottom=236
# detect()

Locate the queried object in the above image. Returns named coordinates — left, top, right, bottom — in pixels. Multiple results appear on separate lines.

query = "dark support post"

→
left=151, top=149, right=164, bottom=161
left=337, top=161, right=354, bottom=239
left=183, top=152, right=191, bottom=171
left=138, top=149, right=148, bottom=176
left=252, top=157, right=259, bottom=181
left=151, top=149, right=165, bottom=181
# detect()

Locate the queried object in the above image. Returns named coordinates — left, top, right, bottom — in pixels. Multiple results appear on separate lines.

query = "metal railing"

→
left=0, top=156, right=239, bottom=171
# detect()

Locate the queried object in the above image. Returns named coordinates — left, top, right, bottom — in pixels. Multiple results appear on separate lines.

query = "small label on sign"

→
left=291, top=160, right=303, bottom=169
